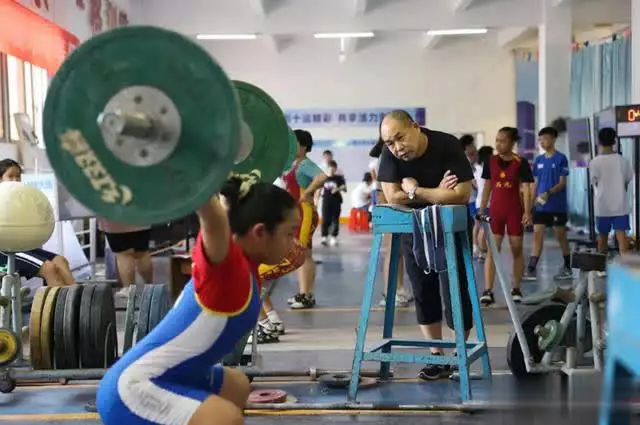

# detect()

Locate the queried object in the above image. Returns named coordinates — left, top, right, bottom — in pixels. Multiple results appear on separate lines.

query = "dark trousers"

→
left=400, top=222, right=474, bottom=331
left=321, top=198, right=341, bottom=237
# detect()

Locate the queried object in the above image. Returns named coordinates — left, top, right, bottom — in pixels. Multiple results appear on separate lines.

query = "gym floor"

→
left=1, top=228, right=634, bottom=425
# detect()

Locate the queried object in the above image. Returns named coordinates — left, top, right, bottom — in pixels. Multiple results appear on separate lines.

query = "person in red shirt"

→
left=478, top=127, right=533, bottom=306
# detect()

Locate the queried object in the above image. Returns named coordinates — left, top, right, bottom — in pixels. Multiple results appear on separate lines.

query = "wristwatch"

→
left=407, top=185, right=418, bottom=200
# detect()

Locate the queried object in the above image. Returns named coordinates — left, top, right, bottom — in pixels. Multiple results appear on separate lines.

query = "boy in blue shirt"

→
left=524, top=127, right=573, bottom=281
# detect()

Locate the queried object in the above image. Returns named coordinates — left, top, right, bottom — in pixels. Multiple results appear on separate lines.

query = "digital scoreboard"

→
left=615, top=105, right=640, bottom=137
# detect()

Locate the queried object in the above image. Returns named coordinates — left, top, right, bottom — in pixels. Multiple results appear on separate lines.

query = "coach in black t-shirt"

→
left=377, top=110, right=475, bottom=381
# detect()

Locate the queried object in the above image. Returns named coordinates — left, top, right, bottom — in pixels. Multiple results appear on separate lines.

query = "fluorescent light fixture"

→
left=314, top=32, right=375, bottom=39
left=196, top=34, right=258, bottom=40
left=426, top=28, right=488, bottom=36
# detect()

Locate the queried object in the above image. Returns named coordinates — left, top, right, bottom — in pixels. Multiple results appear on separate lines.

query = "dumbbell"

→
left=42, top=25, right=296, bottom=226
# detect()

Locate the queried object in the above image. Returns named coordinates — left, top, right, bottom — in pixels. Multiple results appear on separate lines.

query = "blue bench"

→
left=348, top=204, right=491, bottom=403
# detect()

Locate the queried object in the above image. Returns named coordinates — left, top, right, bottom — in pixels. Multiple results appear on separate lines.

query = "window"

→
left=7, top=55, right=25, bottom=142
left=0, top=54, right=5, bottom=140
left=31, top=65, right=48, bottom=146
left=6, top=55, right=48, bottom=146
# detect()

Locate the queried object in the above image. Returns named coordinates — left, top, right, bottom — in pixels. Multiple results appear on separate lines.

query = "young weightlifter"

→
left=97, top=174, right=300, bottom=425
left=478, top=127, right=533, bottom=305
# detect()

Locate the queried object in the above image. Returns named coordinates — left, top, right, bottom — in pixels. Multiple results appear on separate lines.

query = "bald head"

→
left=382, top=110, right=415, bottom=129
left=379, top=111, right=425, bottom=161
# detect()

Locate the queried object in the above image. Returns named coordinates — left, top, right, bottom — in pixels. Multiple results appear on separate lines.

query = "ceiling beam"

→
left=263, top=34, right=280, bottom=52
left=249, top=0, right=266, bottom=16
left=142, top=0, right=630, bottom=36
left=262, top=34, right=293, bottom=53
left=497, top=26, right=532, bottom=47
left=452, top=0, right=476, bottom=13
left=340, top=37, right=360, bottom=55
left=352, top=0, right=368, bottom=16
left=422, top=34, right=445, bottom=50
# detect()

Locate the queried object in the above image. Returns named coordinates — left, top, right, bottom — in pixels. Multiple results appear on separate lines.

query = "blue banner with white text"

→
left=283, top=108, right=426, bottom=127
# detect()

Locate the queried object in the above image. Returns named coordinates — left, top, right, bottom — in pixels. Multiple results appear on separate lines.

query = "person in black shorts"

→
left=377, top=111, right=475, bottom=380
left=320, top=160, right=346, bottom=246
left=523, top=127, right=572, bottom=281
left=0, top=159, right=76, bottom=286
left=100, top=220, right=153, bottom=298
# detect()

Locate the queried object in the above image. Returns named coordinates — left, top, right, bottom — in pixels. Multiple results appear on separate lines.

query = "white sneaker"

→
left=116, top=286, right=131, bottom=298
left=329, top=237, right=337, bottom=247
left=321, top=237, right=328, bottom=246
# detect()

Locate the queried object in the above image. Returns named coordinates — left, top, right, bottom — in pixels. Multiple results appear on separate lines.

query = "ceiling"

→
left=131, top=0, right=631, bottom=53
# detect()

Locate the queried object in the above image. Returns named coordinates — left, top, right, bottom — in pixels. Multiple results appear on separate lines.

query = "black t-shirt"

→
left=481, top=156, right=534, bottom=183
left=377, top=128, right=474, bottom=208
left=321, top=174, right=347, bottom=202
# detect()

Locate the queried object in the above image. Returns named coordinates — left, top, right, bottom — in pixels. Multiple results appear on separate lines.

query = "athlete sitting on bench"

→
left=0, top=159, right=76, bottom=287
left=97, top=173, right=299, bottom=425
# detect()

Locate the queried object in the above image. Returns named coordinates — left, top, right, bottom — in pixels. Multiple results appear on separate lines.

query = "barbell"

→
left=43, top=25, right=297, bottom=225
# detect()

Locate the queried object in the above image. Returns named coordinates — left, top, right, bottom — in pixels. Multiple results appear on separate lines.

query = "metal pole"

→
left=89, top=218, right=97, bottom=273
left=240, top=367, right=392, bottom=379
left=98, top=112, right=155, bottom=139
left=8, top=254, right=23, bottom=363
left=8, top=368, right=107, bottom=382
left=587, top=271, right=603, bottom=370
left=7, top=367, right=390, bottom=383
left=244, top=402, right=471, bottom=412
left=0, top=274, right=11, bottom=329
left=479, top=218, right=535, bottom=372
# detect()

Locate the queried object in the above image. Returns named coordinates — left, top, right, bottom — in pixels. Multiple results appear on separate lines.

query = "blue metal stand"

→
left=348, top=204, right=491, bottom=403
left=599, top=262, right=640, bottom=425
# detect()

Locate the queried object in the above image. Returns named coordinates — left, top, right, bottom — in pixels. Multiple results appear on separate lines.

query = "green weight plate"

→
left=63, top=285, right=83, bottom=369
left=43, top=26, right=241, bottom=225
left=136, top=285, right=154, bottom=342
left=232, top=81, right=289, bottom=183
left=283, top=128, right=297, bottom=173
left=148, top=284, right=170, bottom=332
left=537, top=320, right=562, bottom=351
left=506, top=303, right=564, bottom=378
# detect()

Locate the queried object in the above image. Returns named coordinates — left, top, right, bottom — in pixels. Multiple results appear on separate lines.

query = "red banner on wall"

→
left=0, top=0, right=80, bottom=74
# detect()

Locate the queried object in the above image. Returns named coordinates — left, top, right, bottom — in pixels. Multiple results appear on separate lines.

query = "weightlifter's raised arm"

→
left=196, top=195, right=231, bottom=265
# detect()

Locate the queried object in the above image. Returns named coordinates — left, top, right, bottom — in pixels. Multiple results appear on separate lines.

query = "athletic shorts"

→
left=298, top=202, right=318, bottom=250
left=596, top=215, right=630, bottom=234
left=467, top=203, right=478, bottom=217
left=105, top=229, right=151, bottom=253
left=98, top=363, right=225, bottom=425
left=490, top=210, right=523, bottom=237
left=533, top=211, right=568, bottom=227
left=0, top=248, right=57, bottom=280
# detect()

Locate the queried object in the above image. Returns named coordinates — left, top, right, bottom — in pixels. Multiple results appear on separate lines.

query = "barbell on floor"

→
left=42, top=25, right=296, bottom=225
